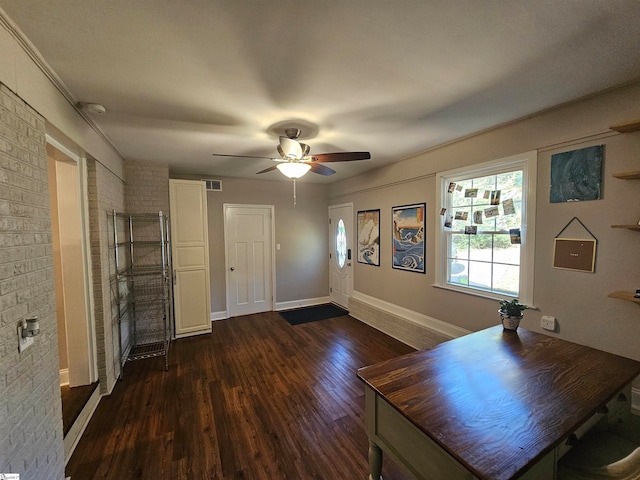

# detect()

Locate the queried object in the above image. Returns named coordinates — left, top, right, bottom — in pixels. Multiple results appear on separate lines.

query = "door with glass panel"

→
left=328, top=203, right=353, bottom=309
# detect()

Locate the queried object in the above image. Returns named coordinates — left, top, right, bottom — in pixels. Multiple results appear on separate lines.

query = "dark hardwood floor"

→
left=66, top=311, right=416, bottom=479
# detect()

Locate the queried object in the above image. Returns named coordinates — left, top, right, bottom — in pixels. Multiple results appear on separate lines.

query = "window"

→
left=336, top=218, right=347, bottom=268
left=435, top=151, right=537, bottom=304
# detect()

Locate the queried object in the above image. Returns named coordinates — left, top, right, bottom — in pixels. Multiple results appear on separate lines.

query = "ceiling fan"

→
left=212, top=128, right=371, bottom=179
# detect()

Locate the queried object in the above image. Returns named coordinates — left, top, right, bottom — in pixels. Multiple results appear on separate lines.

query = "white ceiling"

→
left=2, top=0, right=640, bottom=183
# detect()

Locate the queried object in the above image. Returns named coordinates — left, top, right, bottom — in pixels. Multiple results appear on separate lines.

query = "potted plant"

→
left=498, top=299, right=528, bottom=331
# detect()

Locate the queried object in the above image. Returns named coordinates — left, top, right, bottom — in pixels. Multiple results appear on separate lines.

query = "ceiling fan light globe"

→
left=277, top=162, right=311, bottom=178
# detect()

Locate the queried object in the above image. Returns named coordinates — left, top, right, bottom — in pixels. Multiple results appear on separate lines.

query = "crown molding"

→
left=0, top=8, right=124, bottom=160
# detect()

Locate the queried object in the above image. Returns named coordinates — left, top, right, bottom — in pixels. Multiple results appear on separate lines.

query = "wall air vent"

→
left=203, top=179, right=222, bottom=192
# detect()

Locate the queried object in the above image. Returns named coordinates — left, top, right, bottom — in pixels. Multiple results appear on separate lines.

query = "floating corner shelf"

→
left=612, top=170, right=640, bottom=180
left=609, top=119, right=640, bottom=134
left=611, top=225, right=640, bottom=230
left=608, top=291, right=640, bottom=305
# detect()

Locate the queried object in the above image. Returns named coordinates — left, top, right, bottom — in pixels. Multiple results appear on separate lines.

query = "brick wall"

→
left=87, top=159, right=125, bottom=394
left=122, top=159, right=170, bottom=344
left=124, top=159, right=169, bottom=214
left=0, top=84, right=65, bottom=479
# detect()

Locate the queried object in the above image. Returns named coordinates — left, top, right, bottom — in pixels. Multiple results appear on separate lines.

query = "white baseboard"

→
left=275, top=296, right=331, bottom=311
left=208, top=297, right=331, bottom=321
left=64, top=385, right=102, bottom=464
left=60, top=369, right=69, bottom=386
left=351, top=291, right=470, bottom=340
left=210, top=310, right=227, bottom=321
left=210, top=297, right=331, bottom=322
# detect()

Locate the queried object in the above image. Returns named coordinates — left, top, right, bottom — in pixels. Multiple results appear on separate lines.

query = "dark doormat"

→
left=279, top=303, right=349, bottom=325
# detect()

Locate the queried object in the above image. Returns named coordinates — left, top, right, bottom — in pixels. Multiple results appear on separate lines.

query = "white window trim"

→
left=434, top=150, right=537, bottom=306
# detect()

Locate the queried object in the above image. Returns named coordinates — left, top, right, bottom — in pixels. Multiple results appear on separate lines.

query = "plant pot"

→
left=499, top=310, right=523, bottom=331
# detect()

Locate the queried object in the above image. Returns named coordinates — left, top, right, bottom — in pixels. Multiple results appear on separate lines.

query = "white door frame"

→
left=328, top=202, right=354, bottom=309
left=46, top=134, right=98, bottom=385
left=223, top=204, right=276, bottom=317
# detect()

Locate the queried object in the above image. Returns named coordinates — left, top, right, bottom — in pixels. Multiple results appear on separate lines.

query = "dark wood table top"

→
left=357, top=326, right=640, bottom=480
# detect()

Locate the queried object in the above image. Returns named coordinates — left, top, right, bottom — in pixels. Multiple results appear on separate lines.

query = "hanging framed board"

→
left=552, top=238, right=597, bottom=273
left=552, top=216, right=598, bottom=273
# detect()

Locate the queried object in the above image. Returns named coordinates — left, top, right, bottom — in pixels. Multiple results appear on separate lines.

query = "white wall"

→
left=206, top=176, right=330, bottom=313
left=330, top=82, right=640, bottom=361
left=0, top=12, right=125, bottom=478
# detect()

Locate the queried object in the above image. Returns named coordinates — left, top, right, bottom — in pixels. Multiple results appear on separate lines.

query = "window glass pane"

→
left=468, top=234, right=494, bottom=262
left=492, top=263, right=520, bottom=296
left=336, top=219, right=346, bottom=268
left=451, top=207, right=472, bottom=231
left=451, top=179, right=474, bottom=207
left=473, top=175, right=496, bottom=191
left=495, top=171, right=522, bottom=231
left=497, top=171, right=522, bottom=201
left=493, top=243, right=520, bottom=266
left=467, top=260, right=492, bottom=291
left=450, top=234, right=469, bottom=260
left=448, top=259, right=468, bottom=286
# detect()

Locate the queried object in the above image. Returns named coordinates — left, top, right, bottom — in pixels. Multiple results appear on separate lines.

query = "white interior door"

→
left=329, top=203, right=353, bottom=309
left=169, top=179, right=212, bottom=338
left=224, top=204, right=274, bottom=317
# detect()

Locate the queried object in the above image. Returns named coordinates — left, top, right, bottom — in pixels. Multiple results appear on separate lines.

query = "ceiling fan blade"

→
left=309, top=162, right=336, bottom=176
left=279, top=136, right=303, bottom=159
left=256, top=165, right=279, bottom=174
left=310, top=152, right=371, bottom=163
left=212, top=153, right=276, bottom=160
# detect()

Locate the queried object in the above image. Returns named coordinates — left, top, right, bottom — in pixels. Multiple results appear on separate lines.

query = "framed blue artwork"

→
left=550, top=145, right=603, bottom=203
left=392, top=203, right=425, bottom=273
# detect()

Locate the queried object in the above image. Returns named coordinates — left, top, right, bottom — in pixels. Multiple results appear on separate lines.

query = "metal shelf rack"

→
left=109, top=210, right=173, bottom=372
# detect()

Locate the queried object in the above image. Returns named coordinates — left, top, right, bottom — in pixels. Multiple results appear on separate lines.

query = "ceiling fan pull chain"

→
left=292, top=178, right=297, bottom=207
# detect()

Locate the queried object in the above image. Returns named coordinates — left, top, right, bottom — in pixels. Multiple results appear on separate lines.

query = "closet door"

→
left=169, top=179, right=212, bottom=337
left=224, top=204, right=274, bottom=317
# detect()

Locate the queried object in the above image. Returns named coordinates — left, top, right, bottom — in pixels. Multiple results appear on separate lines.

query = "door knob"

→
left=230, top=267, right=235, bottom=271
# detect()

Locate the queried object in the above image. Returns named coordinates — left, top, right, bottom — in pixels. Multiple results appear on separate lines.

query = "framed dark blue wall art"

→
left=550, top=145, right=603, bottom=203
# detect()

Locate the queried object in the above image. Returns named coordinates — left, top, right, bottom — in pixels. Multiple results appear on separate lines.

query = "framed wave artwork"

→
left=392, top=203, right=425, bottom=273
left=357, top=209, right=380, bottom=266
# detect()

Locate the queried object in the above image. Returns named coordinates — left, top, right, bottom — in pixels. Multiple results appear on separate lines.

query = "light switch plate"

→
left=18, top=323, right=34, bottom=353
